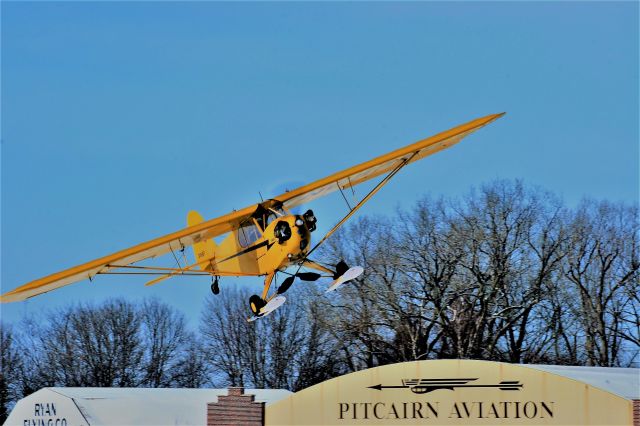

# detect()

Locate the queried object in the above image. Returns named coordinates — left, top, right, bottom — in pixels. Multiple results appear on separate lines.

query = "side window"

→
left=266, top=211, right=279, bottom=227
left=238, top=221, right=260, bottom=248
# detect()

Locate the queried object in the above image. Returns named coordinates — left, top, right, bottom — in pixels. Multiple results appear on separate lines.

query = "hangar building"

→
left=5, top=360, right=639, bottom=425
left=5, top=388, right=291, bottom=425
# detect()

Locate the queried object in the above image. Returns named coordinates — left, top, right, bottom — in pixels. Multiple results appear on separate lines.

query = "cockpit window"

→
left=266, top=208, right=285, bottom=226
left=252, top=202, right=288, bottom=231
left=272, top=206, right=286, bottom=216
left=238, top=220, right=260, bottom=248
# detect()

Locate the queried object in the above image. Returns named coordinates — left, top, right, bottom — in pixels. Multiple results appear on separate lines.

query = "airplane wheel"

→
left=211, top=278, right=220, bottom=295
left=249, top=295, right=266, bottom=315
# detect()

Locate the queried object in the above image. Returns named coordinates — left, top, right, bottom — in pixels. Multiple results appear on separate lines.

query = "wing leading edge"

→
left=0, top=207, right=256, bottom=302
left=274, top=112, right=505, bottom=208
left=1, top=112, right=504, bottom=303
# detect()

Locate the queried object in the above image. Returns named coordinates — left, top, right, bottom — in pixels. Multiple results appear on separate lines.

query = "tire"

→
left=249, top=295, right=266, bottom=315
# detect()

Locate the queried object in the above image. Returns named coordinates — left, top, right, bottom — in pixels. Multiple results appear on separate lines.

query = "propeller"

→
left=277, top=276, right=296, bottom=294
left=276, top=272, right=322, bottom=295
left=296, top=272, right=322, bottom=281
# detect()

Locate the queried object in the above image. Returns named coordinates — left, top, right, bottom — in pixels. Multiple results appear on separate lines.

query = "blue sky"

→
left=2, top=2, right=638, bottom=328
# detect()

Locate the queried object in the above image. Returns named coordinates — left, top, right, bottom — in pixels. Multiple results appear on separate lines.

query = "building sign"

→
left=265, top=360, right=634, bottom=425
left=22, top=403, right=68, bottom=426
left=5, top=390, right=88, bottom=426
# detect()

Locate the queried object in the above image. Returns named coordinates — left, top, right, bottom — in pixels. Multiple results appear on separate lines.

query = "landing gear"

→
left=249, top=295, right=267, bottom=315
left=326, top=261, right=364, bottom=293
left=247, top=272, right=288, bottom=321
left=247, top=295, right=287, bottom=322
left=333, top=260, right=350, bottom=280
left=211, top=276, right=220, bottom=295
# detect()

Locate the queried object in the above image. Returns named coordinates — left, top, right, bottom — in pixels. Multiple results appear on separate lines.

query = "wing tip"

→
left=0, top=291, right=24, bottom=303
left=489, top=111, right=507, bottom=121
left=486, top=111, right=506, bottom=122
left=471, top=111, right=506, bottom=130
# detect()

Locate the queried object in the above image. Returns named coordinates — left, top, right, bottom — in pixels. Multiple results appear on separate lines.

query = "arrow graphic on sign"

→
left=368, top=378, right=523, bottom=394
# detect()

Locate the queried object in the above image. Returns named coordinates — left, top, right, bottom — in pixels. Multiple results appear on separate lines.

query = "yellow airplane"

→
left=0, top=113, right=504, bottom=320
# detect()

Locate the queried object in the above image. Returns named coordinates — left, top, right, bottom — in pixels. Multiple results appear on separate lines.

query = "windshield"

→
left=266, top=207, right=285, bottom=227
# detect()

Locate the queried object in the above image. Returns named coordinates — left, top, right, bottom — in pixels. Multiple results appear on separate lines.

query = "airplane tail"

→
left=187, top=210, right=217, bottom=271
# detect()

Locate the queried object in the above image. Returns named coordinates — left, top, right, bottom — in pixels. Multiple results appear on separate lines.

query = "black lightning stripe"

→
left=218, top=240, right=275, bottom=264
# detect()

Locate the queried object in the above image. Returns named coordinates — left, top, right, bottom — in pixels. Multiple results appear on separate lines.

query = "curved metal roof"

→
left=524, top=364, right=639, bottom=400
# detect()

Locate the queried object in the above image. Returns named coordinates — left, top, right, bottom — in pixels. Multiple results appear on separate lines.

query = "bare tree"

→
left=317, top=217, right=396, bottom=369
left=563, top=200, right=639, bottom=366
left=1, top=323, right=22, bottom=423
left=316, top=180, right=639, bottom=369
left=14, top=298, right=199, bottom=390
left=37, top=300, right=144, bottom=386
left=395, top=198, right=463, bottom=361
left=200, top=284, right=346, bottom=390
left=292, top=297, right=348, bottom=390
left=200, top=290, right=250, bottom=387
left=4, top=179, right=637, bottom=406
left=140, top=298, right=190, bottom=387
left=170, top=334, right=211, bottom=387
left=70, top=299, right=143, bottom=386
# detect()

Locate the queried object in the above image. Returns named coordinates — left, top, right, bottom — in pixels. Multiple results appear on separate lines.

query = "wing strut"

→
left=289, top=152, right=416, bottom=282
left=305, top=151, right=418, bottom=260
left=337, top=182, right=353, bottom=210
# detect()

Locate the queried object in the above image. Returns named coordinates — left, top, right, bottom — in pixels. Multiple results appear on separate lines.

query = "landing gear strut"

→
left=211, top=276, right=220, bottom=295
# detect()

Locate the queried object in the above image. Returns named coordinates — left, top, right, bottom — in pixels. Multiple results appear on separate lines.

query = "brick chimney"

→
left=207, top=387, right=265, bottom=426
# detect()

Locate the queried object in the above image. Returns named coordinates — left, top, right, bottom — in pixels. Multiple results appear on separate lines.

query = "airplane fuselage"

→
left=206, top=210, right=314, bottom=277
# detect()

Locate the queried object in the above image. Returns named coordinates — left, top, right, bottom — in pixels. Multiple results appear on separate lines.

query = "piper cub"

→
left=1, top=113, right=504, bottom=321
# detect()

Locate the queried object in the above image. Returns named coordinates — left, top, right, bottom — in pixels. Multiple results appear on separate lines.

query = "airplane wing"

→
left=0, top=206, right=257, bottom=302
left=1, top=112, right=504, bottom=303
left=274, top=112, right=505, bottom=208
